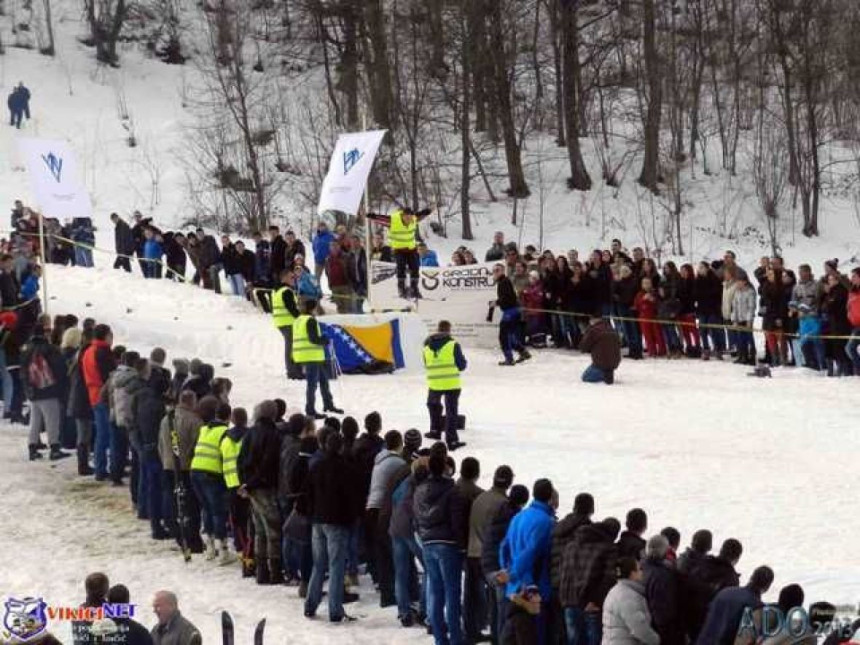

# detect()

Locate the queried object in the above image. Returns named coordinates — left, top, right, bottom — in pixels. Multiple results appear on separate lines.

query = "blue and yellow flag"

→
left=320, top=319, right=405, bottom=375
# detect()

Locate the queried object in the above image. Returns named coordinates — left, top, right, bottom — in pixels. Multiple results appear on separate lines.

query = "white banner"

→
left=371, top=261, right=499, bottom=348
left=18, top=138, right=93, bottom=219
left=317, top=130, right=387, bottom=216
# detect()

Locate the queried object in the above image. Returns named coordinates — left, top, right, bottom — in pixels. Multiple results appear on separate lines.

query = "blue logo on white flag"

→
left=343, top=148, right=364, bottom=175
left=41, top=153, right=63, bottom=183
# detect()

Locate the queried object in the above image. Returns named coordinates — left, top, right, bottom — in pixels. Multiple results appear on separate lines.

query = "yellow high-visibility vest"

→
left=190, top=423, right=228, bottom=475
left=220, top=434, right=243, bottom=489
left=272, top=286, right=296, bottom=328
left=292, top=315, right=325, bottom=364
left=423, top=340, right=461, bottom=391
left=389, top=210, right=417, bottom=251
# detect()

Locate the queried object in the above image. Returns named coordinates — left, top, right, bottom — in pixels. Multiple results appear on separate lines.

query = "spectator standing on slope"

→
left=602, top=557, right=660, bottom=645
left=312, top=221, right=335, bottom=281
left=110, top=213, right=135, bottom=272
left=21, top=328, right=69, bottom=461
left=150, top=591, right=201, bottom=645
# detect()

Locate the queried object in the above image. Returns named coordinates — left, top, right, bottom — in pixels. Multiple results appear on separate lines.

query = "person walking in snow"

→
left=423, top=320, right=467, bottom=451
left=110, top=213, right=135, bottom=272
left=493, top=263, right=531, bottom=366
left=291, top=300, right=342, bottom=419
left=7, top=83, right=30, bottom=129
left=21, top=328, right=70, bottom=461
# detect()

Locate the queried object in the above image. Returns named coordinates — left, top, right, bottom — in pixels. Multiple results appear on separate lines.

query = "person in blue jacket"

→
left=20, top=264, right=41, bottom=301
left=311, top=221, right=336, bottom=281
left=143, top=228, right=163, bottom=279
left=500, top=478, right=557, bottom=643
left=418, top=242, right=439, bottom=267
left=70, top=217, right=96, bottom=268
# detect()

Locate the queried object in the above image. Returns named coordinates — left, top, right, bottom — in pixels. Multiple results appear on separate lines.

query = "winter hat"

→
left=173, top=358, right=190, bottom=375
left=404, top=428, right=422, bottom=452
left=492, top=465, right=514, bottom=489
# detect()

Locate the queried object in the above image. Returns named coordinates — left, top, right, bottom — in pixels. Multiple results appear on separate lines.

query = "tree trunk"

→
left=340, top=1, right=360, bottom=130
left=638, top=0, right=661, bottom=192
left=460, top=8, right=473, bottom=241
left=488, top=0, right=529, bottom=197
left=41, top=0, right=55, bottom=55
left=549, top=0, right=565, bottom=146
left=363, top=0, right=392, bottom=128
left=561, top=0, right=591, bottom=190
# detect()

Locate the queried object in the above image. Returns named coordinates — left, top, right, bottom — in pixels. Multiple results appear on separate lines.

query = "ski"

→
left=221, top=611, right=234, bottom=645
left=253, top=618, right=266, bottom=645
left=169, top=409, right=192, bottom=563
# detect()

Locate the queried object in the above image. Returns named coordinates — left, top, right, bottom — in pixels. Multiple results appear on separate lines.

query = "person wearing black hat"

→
left=401, top=428, right=422, bottom=463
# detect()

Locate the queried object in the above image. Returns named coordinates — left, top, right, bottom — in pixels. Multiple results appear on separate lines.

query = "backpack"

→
left=27, top=351, right=56, bottom=390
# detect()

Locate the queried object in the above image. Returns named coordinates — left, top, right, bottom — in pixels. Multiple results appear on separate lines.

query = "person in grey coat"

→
left=150, top=591, right=201, bottom=645
left=731, top=275, right=758, bottom=365
left=602, top=557, right=660, bottom=645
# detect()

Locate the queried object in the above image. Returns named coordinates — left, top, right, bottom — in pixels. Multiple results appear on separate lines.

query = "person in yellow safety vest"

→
left=386, top=206, right=431, bottom=299
left=272, top=268, right=303, bottom=380
left=292, top=299, right=344, bottom=419
left=220, top=407, right=254, bottom=577
left=190, top=396, right=233, bottom=565
left=422, top=320, right=467, bottom=451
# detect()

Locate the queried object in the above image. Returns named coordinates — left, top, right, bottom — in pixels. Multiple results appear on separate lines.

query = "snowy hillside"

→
left=0, top=263, right=858, bottom=643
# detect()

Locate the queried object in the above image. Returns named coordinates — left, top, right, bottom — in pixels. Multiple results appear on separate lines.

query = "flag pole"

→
left=362, top=110, right=372, bottom=312
left=38, top=209, right=49, bottom=316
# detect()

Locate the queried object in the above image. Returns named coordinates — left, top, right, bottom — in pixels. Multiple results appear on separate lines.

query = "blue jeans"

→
left=424, top=543, right=464, bottom=645
left=736, top=327, right=754, bottom=359
left=662, top=323, right=682, bottom=351
left=393, top=534, right=426, bottom=620
left=227, top=273, right=246, bottom=297
left=845, top=328, right=860, bottom=373
left=500, top=308, right=525, bottom=362
left=75, top=247, right=94, bottom=268
left=304, top=363, right=334, bottom=414
left=564, top=607, right=602, bottom=645
left=191, top=471, right=228, bottom=540
left=0, top=347, right=13, bottom=414
left=487, top=574, right=509, bottom=645
left=618, top=306, right=642, bottom=355
left=92, top=403, right=112, bottom=478
left=140, top=454, right=164, bottom=535
left=581, top=364, right=610, bottom=383
left=305, top=523, right=349, bottom=621
left=699, top=314, right=725, bottom=353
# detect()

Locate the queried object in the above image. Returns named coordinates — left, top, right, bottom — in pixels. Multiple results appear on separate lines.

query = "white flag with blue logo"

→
left=17, top=138, right=93, bottom=219
left=317, top=130, right=387, bottom=216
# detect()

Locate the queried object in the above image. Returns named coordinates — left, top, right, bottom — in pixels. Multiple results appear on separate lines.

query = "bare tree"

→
left=82, top=0, right=129, bottom=65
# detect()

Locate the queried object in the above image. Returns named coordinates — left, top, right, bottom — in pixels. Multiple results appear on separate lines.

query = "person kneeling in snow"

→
left=579, top=317, right=621, bottom=385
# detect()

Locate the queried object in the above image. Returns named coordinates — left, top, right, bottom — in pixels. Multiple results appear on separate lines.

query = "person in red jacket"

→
left=634, top=278, right=666, bottom=357
left=81, top=324, right=117, bottom=481
left=846, top=268, right=860, bottom=374
left=521, top=272, right=547, bottom=347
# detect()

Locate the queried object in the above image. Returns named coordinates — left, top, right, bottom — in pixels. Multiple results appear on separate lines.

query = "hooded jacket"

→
left=643, top=556, right=683, bottom=645
left=468, top=487, right=508, bottom=559
left=366, top=450, right=407, bottom=510
left=21, top=336, right=68, bottom=401
left=132, top=382, right=167, bottom=459
left=305, top=450, right=361, bottom=526
left=108, top=365, right=145, bottom=428
left=413, top=474, right=468, bottom=548
left=424, top=332, right=468, bottom=370
left=602, top=579, right=660, bottom=645
left=550, top=512, right=593, bottom=590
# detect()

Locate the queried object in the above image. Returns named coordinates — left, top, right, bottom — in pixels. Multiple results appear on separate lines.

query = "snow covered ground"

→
left=0, top=263, right=857, bottom=644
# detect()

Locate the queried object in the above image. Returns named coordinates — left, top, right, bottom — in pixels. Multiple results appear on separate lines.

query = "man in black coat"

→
left=284, top=230, right=306, bottom=269
left=269, top=226, right=287, bottom=284
left=685, top=538, right=743, bottom=642
left=130, top=212, right=153, bottom=274
left=643, top=535, right=684, bottom=645
left=238, top=400, right=284, bottom=584
left=678, top=529, right=713, bottom=575
left=493, top=263, right=531, bottom=366
left=131, top=370, right=168, bottom=539
left=110, top=213, right=135, bottom=272
left=303, top=432, right=361, bottom=622
left=104, top=584, right=153, bottom=645
left=21, top=331, right=69, bottom=460
left=0, top=254, right=19, bottom=308
left=616, top=507, right=648, bottom=559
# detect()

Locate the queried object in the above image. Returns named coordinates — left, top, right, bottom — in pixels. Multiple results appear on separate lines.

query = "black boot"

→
left=49, top=444, right=71, bottom=461
left=76, top=445, right=93, bottom=475
left=28, top=444, right=43, bottom=461
left=269, top=559, right=285, bottom=585
left=255, top=559, right=270, bottom=585
left=410, top=281, right=422, bottom=299
left=397, top=280, right=408, bottom=299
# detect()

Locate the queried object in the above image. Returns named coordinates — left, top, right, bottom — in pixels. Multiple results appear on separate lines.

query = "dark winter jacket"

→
left=679, top=276, right=697, bottom=315
left=221, top=244, right=240, bottom=275
left=583, top=262, right=612, bottom=307
left=150, top=611, right=201, bottom=645
left=413, top=474, right=468, bottom=548
left=559, top=522, right=619, bottom=609
left=616, top=530, right=646, bottom=560
left=131, top=383, right=167, bottom=459
left=349, top=248, right=368, bottom=297
left=389, top=473, right=419, bottom=539
left=237, top=249, right=255, bottom=282
left=496, top=275, right=519, bottom=310
left=278, top=433, right=301, bottom=500
left=352, top=433, right=384, bottom=501
left=162, top=233, right=186, bottom=271
left=157, top=404, right=202, bottom=472
left=579, top=320, right=621, bottom=371
left=694, top=273, right=723, bottom=317
left=198, top=235, right=221, bottom=269
left=424, top=332, right=468, bottom=371
left=481, top=500, right=520, bottom=576
left=254, top=239, right=271, bottom=282
left=0, top=269, right=19, bottom=308
left=67, top=349, right=93, bottom=419
left=696, top=585, right=763, bottom=645
left=305, top=451, right=361, bottom=526
left=21, top=335, right=68, bottom=401
left=269, top=236, right=287, bottom=279
left=822, top=283, right=851, bottom=336
left=70, top=217, right=96, bottom=246
left=760, top=279, right=789, bottom=330
left=677, top=547, right=707, bottom=575
left=612, top=275, right=639, bottom=309
left=287, top=447, right=314, bottom=516
left=114, top=218, right=135, bottom=256
left=237, top=418, right=282, bottom=491
left=550, top=512, right=593, bottom=590
left=685, top=555, right=741, bottom=639
left=468, top=487, right=508, bottom=559
left=643, top=557, right=684, bottom=645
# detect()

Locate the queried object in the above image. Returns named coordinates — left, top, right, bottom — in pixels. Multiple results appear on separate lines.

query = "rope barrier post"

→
left=38, top=211, right=48, bottom=316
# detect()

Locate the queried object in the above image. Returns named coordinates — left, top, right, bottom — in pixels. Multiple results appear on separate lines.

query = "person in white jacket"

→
left=731, top=275, right=758, bottom=365
left=602, top=557, right=660, bottom=645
